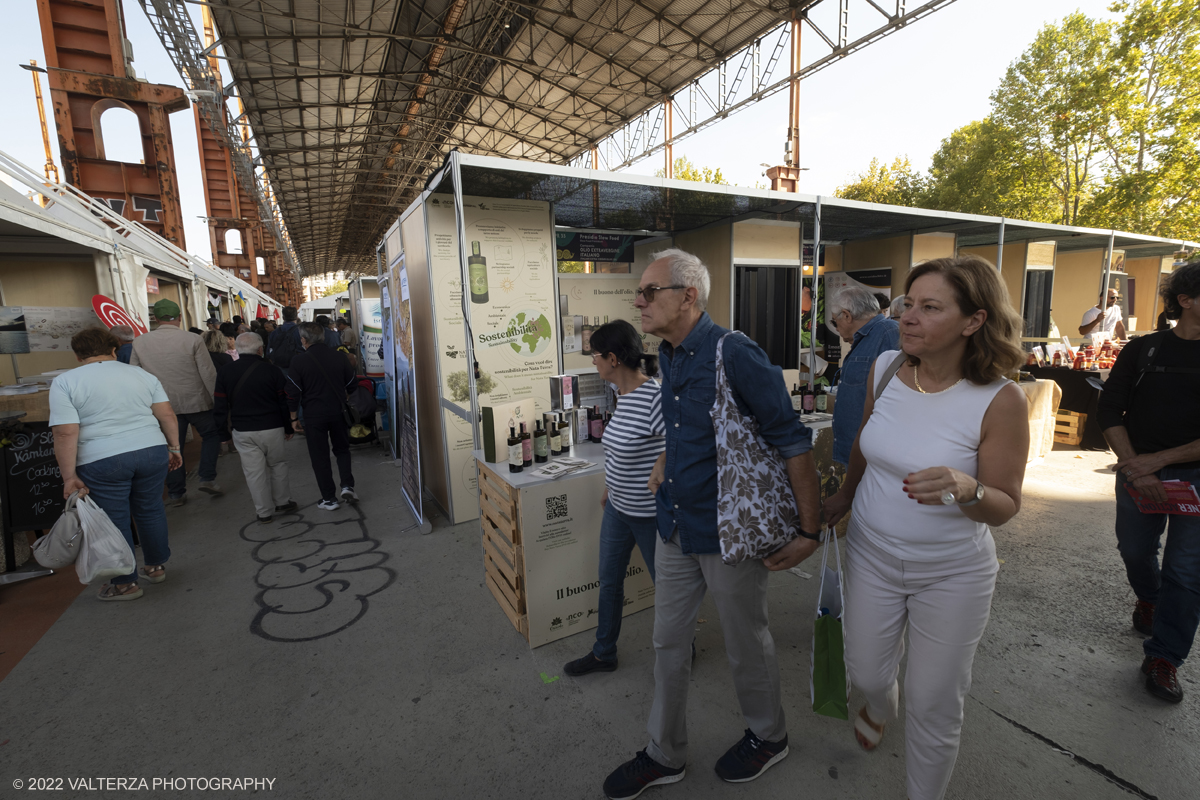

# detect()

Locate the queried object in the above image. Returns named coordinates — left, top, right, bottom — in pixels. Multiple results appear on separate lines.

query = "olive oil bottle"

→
left=468, top=240, right=489, bottom=304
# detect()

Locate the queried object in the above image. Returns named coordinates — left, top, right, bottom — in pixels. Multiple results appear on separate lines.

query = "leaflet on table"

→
left=529, top=459, right=596, bottom=480
left=1126, top=480, right=1200, bottom=516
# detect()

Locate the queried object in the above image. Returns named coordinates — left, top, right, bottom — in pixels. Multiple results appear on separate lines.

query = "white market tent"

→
left=0, top=150, right=281, bottom=332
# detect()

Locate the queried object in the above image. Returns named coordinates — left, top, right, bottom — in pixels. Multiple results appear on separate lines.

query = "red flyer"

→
left=1126, top=480, right=1200, bottom=516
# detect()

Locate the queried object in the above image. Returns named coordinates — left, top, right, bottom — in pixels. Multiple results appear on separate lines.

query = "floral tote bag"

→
left=711, top=332, right=800, bottom=565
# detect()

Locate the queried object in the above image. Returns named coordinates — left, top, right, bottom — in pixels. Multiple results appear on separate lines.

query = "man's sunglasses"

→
left=636, top=285, right=687, bottom=303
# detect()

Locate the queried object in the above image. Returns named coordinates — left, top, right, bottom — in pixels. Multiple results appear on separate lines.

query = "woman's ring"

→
left=941, top=490, right=957, bottom=505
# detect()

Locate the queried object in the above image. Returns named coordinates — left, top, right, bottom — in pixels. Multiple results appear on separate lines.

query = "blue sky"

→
left=0, top=0, right=1118, bottom=266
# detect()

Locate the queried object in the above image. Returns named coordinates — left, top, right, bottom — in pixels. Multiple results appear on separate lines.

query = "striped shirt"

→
left=602, top=379, right=666, bottom=517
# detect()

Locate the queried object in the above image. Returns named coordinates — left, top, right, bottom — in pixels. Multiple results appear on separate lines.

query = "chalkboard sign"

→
left=2, top=423, right=65, bottom=533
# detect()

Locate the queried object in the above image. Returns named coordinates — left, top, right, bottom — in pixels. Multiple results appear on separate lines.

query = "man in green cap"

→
left=130, top=298, right=224, bottom=504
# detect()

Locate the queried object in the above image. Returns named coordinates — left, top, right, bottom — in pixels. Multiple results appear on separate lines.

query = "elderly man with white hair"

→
left=211, top=332, right=296, bottom=524
left=603, top=248, right=824, bottom=799
left=110, top=325, right=136, bottom=363
left=830, top=284, right=900, bottom=468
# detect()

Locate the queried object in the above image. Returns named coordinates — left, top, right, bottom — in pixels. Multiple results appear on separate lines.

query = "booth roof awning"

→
left=447, top=153, right=1198, bottom=257
left=211, top=0, right=824, bottom=276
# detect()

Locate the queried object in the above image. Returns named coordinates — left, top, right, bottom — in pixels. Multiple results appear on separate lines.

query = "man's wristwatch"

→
left=797, top=527, right=823, bottom=542
left=957, top=481, right=985, bottom=506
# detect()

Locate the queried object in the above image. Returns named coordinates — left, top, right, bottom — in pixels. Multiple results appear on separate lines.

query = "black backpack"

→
left=270, top=324, right=301, bottom=368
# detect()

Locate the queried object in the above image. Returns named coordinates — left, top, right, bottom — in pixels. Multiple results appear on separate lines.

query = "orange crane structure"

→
left=34, top=0, right=299, bottom=305
left=35, top=0, right=188, bottom=248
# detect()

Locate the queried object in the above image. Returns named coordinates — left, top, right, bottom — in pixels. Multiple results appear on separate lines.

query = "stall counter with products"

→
left=476, top=416, right=837, bottom=649
left=475, top=441, right=655, bottom=649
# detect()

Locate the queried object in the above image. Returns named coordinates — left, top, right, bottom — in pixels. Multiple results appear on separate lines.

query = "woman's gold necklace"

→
left=913, top=364, right=965, bottom=394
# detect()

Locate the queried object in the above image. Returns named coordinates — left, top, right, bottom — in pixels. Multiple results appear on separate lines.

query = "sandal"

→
left=98, top=582, right=143, bottom=602
left=854, top=706, right=885, bottom=751
left=139, top=565, right=166, bottom=584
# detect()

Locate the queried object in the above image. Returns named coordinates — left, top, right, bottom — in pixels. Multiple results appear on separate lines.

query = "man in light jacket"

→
left=131, top=299, right=223, bottom=506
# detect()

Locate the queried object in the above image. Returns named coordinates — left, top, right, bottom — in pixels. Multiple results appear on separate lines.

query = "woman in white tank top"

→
left=823, top=256, right=1029, bottom=800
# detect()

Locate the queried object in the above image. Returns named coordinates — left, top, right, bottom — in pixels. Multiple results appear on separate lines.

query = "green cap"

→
left=152, top=298, right=181, bottom=319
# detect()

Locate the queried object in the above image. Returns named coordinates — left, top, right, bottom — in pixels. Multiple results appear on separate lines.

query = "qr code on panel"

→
left=546, top=494, right=568, bottom=521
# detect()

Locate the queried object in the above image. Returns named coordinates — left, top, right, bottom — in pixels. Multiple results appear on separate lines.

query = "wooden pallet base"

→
left=477, top=459, right=530, bottom=641
left=1054, top=411, right=1086, bottom=446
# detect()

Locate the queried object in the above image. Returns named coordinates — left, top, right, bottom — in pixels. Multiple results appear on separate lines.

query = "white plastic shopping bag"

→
left=75, top=495, right=136, bottom=584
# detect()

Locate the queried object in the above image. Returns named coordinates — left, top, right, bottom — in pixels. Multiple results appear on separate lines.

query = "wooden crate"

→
left=477, top=460, right=529, bottom=640
left=1054, top=411, right=1086, bottom=446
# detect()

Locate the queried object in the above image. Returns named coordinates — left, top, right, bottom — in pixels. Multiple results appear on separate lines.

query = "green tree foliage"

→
left=990, top=12, right=1112, bottom=226
left=924, top=119, right=1062, bottom=221
left=1085, top=0, right=1200, bottom=238
left=835, top=156, right=926, bottom=206
left=656, top=155, right=730, bottom=184
left=838, top=1, right=1199, bottom=242
left=320, top=279, right=350, bottom=297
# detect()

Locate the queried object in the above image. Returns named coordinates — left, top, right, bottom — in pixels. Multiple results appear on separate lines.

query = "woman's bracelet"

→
left=167, top=447, right=181, bottom=453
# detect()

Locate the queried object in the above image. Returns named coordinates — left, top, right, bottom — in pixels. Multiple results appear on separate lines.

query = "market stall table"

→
left=1026, top=366, right=1111, bottom=451
left=475, top=442, right=655, bottom=649
left=1017, top=378, right=1062, bottom=463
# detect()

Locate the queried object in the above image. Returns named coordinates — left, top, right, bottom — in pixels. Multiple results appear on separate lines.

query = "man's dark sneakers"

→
left=714, top=729, right=789, bottom=783
left=275, top=501, right=298, bottom=514
left=603, top=749, right=684, bottom=800
left=564, top=652, right=617, bottom=676
left=1142, top=656, right=1183, bottom=703
left=1133, top=600, right=1156, bottom=636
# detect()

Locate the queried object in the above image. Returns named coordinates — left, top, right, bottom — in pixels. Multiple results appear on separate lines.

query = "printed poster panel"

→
left=386, top=228, right=421, bottom=521
left=359, top=298, right=384, bottom=378
left=0, top=307, right=30, bottom=354
left=559, top=276, right=662, bottom=372
left=425, top=194, right=560, bottom=523
left=520, top=474, right=655, bottom=649
left=21, top=307, right=103, bottom=352
left=443, top=406, right=477, bottom=522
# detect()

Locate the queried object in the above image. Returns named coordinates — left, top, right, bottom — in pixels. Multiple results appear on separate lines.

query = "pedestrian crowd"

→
left=570, top=250, right=1200, bottom=800
left=48, top=302, right=367, bottom=603
left=40, top=251, right=1200, bottom=800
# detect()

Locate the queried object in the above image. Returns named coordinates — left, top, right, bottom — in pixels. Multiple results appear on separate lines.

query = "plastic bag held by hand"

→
left=810, top=530, right=850, bottom=720
left=75, top=495, right=136, bottom=584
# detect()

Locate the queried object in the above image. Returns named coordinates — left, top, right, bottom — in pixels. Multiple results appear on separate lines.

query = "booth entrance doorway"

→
left=1023, top=267, right=1054, bottom=339
left=734, top=265, right=800, bottom=370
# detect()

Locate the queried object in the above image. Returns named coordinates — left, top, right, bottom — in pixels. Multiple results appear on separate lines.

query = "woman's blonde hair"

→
left=904, top=255, right=1025, bottom=384
left=201, top=330, right=227, bottom=354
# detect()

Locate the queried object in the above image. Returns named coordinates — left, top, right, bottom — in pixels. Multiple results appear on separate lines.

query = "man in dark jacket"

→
left=315, top=315, right=343, bottom=349
left=213, top=334, right=297, bottom=524
left=286, top=322, right=359, bottom=510
left=268, top=306, right=302, bottom=375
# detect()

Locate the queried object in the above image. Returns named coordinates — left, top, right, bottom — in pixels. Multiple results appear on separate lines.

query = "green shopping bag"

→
left=810, top=529, right=849, bottom=720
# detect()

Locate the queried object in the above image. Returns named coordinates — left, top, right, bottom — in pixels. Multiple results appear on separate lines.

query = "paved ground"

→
left=0, top=441, right=1195, bottom=799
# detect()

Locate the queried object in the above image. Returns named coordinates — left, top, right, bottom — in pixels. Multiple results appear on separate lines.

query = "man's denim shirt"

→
left=831, top=313, right=900, bottom=466
left=656, top=312, right=814, bottom=555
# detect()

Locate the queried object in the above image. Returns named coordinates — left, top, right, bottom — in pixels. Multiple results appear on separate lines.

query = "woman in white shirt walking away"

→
left=823, top=256, right=1028, bottom=800
left=564, top=319, right=665, bottom=677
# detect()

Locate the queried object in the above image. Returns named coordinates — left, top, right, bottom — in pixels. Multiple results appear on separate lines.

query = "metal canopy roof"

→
left=206, top=0, right=819, bottom=276
left=438, top=153, right=1198, bottom=258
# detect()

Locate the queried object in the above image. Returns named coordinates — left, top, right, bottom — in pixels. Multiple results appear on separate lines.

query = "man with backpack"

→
left=286, top=322, right=360, bottom=511
left=212, top=334, right=296, bottom=524
left=268, top=306, right=303, bottom=375
left=1100, top=262, right=1200, bottom=704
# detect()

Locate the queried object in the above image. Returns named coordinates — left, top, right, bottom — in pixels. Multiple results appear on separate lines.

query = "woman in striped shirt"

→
left=564, top=320, right=665, bottom=677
